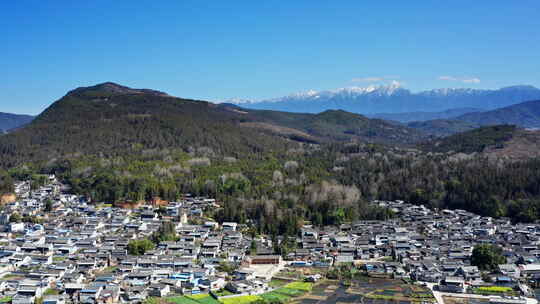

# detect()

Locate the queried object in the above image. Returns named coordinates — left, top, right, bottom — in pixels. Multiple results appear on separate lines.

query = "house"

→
left=335, top=254, right=354, bottom=265
left=225, top=281, right=255, bottom=294
left=222, top=223, right=237, bottom=232
left=79, top=284, right=103, bottom=303
left=124, top=286, right=147, bottom=302
left=457, top=266, right=481, bottom=281
left=247, top=255, right=281, bottom=265
left=64, top=283, right=85, bottom=296
left=520, top=264, right=540, bottom=277
left=198, top=276, right=226, bottom=291
left=233, top=269, right=255, bottom=281
left=148, top=284, right=171, bottom=297
left=438, top=276, right=465, bottom=293
left=43, top=295, right=65, bottom=304
left=98, top=287, right=120, bottom=304
left=10, top=222, right=25, bottom=233
left=12, top=295, right=35, bottom=304
left=498, top=264, right=521, bottom=279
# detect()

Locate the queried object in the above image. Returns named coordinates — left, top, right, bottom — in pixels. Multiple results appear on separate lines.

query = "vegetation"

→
left=456, top=99, right=540, bottom=128
left=220, top=295, right=262, bottom=304
left=471, top=244, right=506, bottom=271
left=283, top=282, right=313, bottom=292
left=127, top=239, right=155, bottom=255
left=151, top=221, right=178, bottom=243
left=9, top=212, right=22, bottom=222
left=259, top=292, right=291, bottom=303
left=408, top=119, right=478, bottom=137
left=187, top=295, right=220, bottom=304
left=0, top=169, right=14, bottom=194
left=4, top=83, right=540, bottom=232
left=471, top=286, right=518, bottom=296
left=163, top=296, right=200, bottom=304
left=474, top=286, right=513, bottom=293
left=268, top=279, right=290, bottom=288
left=216, top=261, right=238, bottom=275
left=422, top=125, right=517, bottom=153
left=213, top=289, right=234, bottom=297
left=43, top=289, right=60, bottom=296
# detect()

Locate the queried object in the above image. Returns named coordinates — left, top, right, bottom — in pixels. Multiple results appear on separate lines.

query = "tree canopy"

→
left=471, top=244, right=506, bottom=271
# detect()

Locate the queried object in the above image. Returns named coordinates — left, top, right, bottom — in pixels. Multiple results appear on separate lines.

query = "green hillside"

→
left=0, top=83, right=294, bottom=169
left=420, top=125, right=518, bottom=153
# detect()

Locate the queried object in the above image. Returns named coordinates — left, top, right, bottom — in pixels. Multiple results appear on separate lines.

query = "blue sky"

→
left=1, top=1, right=540, bottom=114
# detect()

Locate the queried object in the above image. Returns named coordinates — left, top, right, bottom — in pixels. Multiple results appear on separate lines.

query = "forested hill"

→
left=407, top=100, right=540, bottom=136
left=421, top=125, right=518, bottom=153
left=229, top=107, right=427, bottom=145
left=417, top=124, right=540, bottom=159
left=0, top=82, right=427, bottom=169
left=0, top=82, right=292, bottom=169
left=4, top=83, right=540, bottom=226
left=454, top=99, right=540, bottom=128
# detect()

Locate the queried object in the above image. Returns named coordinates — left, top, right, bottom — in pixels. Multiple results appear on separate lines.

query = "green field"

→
left=220, top=295, right=262, bottom=304
left=187, top=295, right=220, bottom=304
left=284, top=282, right=313, bottom=292
left=166, top=296, right=200, bottom=304
left=260, top=292, right=292, bottom=302
left=0, top=297, right=12, bottom=304
left=268, top=278, right=291, bottom=288
left=164, top=295, right=220, bottom=304
left=472, top=286, right=517, bottom=296
left=213, top=290, right=234, bottom=297
left=213, top=281, right=313, bottom=304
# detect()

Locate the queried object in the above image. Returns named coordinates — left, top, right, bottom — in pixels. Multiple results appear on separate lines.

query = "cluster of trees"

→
left=0, top=170, right=13, bottom=194
left=0, top=89, right=293, bottom=169
left=2, top=89, right=540, bottom=233
left=334, top=145, right=540, bottom=220
left=150, top=221, right=178, bottom=243
left=8, top=136, right=540, bottom=235
left=421, top=125, right=517, bottom=153
left=128, top=221, right=178, bottom=256
left=127, top=239, right=155, bottom=256
left=8, top=212, right=43, bottom=224
left=471, top=244, right=506, bottom=271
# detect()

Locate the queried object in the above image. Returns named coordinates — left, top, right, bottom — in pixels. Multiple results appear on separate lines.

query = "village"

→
left=1, top=176, right=540, bottom=304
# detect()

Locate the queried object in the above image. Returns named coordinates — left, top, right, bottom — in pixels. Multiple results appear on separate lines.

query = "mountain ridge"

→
left=227, top=85, right=540, bottom=114
left=408, top=99, right=540, bottom=136
left=369, top=107, right=484, bottom=123
left=0, top=82, right=428, bottom=169
left=0, top=112, right=35, bottom=133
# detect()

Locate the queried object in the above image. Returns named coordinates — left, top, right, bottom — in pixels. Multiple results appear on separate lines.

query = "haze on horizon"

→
left=1, top=1, right=540, bottom=115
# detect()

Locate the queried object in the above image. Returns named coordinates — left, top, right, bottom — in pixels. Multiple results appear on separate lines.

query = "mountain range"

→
left=3, top=82, right=540, bottom=224
left=409, top=99, right=540, bottom=136
left=368, top=107, right=483, bottom=123
left=4, top=82, right=540, bottom=170
left=0, top=112, right=34, bottom=133
left=0, top=82, right=426, bottom=169
left=229, top=84, right=540, bottom=114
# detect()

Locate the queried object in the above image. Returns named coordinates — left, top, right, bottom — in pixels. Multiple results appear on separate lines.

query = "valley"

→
left=2, top=83, right=540, bottom=304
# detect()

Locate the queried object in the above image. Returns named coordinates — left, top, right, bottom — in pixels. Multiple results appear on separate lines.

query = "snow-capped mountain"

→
left=226, top=84, right=540, bottom=115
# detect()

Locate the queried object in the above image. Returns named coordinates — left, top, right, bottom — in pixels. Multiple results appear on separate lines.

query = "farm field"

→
left=292, top=278, right=435, bottom=304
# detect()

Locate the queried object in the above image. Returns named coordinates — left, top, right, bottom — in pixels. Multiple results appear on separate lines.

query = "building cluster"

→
left=1, top=179, right=540, bottom=304
left=0, top=178, right=284, bottom=304
left=295, top=201, right=540, bottom=296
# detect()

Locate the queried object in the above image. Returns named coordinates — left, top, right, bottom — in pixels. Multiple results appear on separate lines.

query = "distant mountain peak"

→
left=499, top=85, right=538, bottom=91
left=68, top=82, right=169, bottom=97
left=226, top=84, right=540, bottom=115
left=224, top=82, right=410, bottom=105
